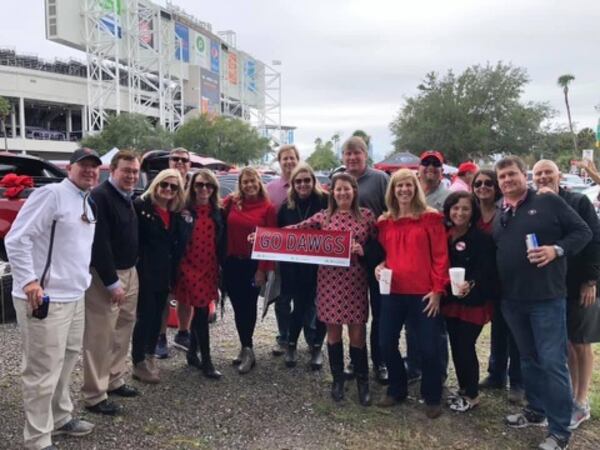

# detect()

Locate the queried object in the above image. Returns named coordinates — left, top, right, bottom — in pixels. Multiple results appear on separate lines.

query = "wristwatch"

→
left=553, top=245, right=565, bottom=258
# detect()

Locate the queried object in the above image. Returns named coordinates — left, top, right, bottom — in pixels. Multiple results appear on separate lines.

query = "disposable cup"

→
left=449, top=267, right=466, bottom=296
left=379, top=268, right=392, bottom=295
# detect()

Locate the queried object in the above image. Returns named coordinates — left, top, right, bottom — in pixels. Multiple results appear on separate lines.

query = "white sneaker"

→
left=568, top=401, right=591, bottom=430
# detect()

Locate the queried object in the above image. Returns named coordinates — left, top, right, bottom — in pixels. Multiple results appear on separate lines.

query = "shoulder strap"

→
left=40, top=220, right=57, bottom=290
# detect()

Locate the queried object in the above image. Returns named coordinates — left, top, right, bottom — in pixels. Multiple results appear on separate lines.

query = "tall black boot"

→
left=186, top=325, right=202, bottom=369
left=327, top=342, right=345, bottom=401
left=198, top=310, right=222, bottom=379
left=350, top=346, right=371, bottom=406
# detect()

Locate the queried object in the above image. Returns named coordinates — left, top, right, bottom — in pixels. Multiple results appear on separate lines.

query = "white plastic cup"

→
left=449, top=267, right=466, bottom=296
left=379, top=268, right=392, bottom=295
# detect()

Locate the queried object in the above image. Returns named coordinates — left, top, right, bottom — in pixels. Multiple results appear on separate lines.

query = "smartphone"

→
left=32, top=295, right=50, bottom=320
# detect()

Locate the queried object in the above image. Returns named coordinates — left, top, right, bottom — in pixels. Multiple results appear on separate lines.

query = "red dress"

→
left=174, top=204, right=218, bottom=308
left=293, top=208, right=376, bottom=325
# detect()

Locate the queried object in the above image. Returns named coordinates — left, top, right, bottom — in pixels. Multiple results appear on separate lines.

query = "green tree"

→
left=577, top=127, right=596, bottom=150
left=352, top=130, right=371, bottom=147
left=80, top=113, right=173, bottom=154
left=175, top=115, right=270, bottom=164
left=390, top=62, right=553, bottom=164
left=557, top=74, right=577, bottom=152
left=307, top=137, right=339, bottom=170
left=0, top=96, right=11, bottom=151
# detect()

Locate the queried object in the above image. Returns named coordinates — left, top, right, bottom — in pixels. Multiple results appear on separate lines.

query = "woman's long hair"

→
left=326, top=172, right=362, bottom=221
left=231, top=167, right=269, bottom=206
left=141, top=168, right=185, bottom=212
left=384, top=169, right=428, bottom=218
left=185, top=169, right=220, bottom=211
left=472, top=169, right=502, bottom=203
left=286, top=163, right=325, bottom=209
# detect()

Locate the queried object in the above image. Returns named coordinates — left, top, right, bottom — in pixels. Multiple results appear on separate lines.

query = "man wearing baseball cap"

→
left=450, top=161, right=479, bottom=193
left=6, top=147, right=101, bottom=449
left=419, top=151, right=450, bottom=212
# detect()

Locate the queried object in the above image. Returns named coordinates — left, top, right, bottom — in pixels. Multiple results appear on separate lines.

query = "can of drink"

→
left=525, top=233, right=539, bottom=251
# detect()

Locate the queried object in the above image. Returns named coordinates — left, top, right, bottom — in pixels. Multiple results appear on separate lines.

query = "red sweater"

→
left=224, top=195, right=277, bottom=271
left=377, top=211, right=449, bottom=295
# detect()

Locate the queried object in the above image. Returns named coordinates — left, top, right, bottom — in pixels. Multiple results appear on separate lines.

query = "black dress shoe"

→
left=187, top=353, right=202, bottom=369
left=374, top=365, right=389, bottom=385
left=309, top=346, right=323, bottom=371
left=108, top=384, right=139, bottom=398
left=202, top=362, right=223, bottom=380
left=85, top=399, right=122, bottom=416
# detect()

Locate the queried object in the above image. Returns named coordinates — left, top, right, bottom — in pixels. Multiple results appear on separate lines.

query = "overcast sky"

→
left=1, top=0, right=598, bottom=160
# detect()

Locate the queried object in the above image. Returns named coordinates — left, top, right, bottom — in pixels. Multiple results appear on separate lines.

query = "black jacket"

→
left=445, top=226, right=498, bottom=307
left=134, top=196, right=185, bottom=292
left=90, top=180, right=139, bottom=286
left=559, top=188, right=600, bottom=299
left=492, top=189, right=592, bottom=301
left=277, top=193, right=328, bottom=297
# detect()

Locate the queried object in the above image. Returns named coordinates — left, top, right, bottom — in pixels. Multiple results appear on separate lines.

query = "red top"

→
left=174, top=204, right=218, bottom=308
left=476, top=212, right=496, bottom=235
left=377, top=211, right=449, bottom=295
left=154, top=205, right=170, bottom=229
left=223, top=195, right=277, bottom=271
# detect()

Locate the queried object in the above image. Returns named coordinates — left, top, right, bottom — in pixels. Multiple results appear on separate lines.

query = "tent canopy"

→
left=374, top=151, right=421, bottom=172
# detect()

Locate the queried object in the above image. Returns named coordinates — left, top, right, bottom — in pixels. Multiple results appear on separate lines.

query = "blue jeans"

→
left=487, top=300, right=522, bottom=387
left=405, top=308, right=449, bottom=381
left=276, top=295, right=315, bottom=347
left=379, top=294, right=443, bottom=405
left=501, top=298, right=572, bottom=440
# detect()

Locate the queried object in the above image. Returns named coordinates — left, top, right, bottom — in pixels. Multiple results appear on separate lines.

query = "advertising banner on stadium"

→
left=175, top=22, right=190, bottom=62
left=192, top=32, right=210, bottom=69
left=200, top=68, right=220, bottom=115
left=251, top=227, right=352, bottom=267
left=245, top=58, right=256, bottom=93
left=210, top=40, right=220, bottom=73
left=139, top=16, right=153, bottom=48
left=100, top=0, right=122, bottom=38
left=227, top=52, right=238, bottom=85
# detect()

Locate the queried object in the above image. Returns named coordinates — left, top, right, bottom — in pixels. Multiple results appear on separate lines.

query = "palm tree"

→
left=557, top=74, right=578, bottom=152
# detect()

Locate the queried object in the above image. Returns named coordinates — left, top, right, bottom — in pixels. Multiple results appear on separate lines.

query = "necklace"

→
left=296, top=197, right=314, bottom=221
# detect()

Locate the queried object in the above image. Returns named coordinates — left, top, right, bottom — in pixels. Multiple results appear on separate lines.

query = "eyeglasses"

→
left=473, top=179, right=494, bottom=188
left=195, top=182, right=215, bottom=190
left=159, top=181, right=179, bottom=191
left=293, top=177, right=313, bottom=185
left=81, top=192, right=97, bottom=224
left=169, top=156, right=190, bottom=164
left=420, top=158, right=442, bottom=168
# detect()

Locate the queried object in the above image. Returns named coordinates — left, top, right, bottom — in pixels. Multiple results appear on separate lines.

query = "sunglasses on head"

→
left=195, top=182, right=215, bottom=190
left=293, top=177, right=313, bottom=185
left=170, top=156, right=189, bottom=164
left=159, top=181, right=179, bottom=191
left=473, top=179, right=494, bottom=188
left=421, top=158, right=442, bottom=168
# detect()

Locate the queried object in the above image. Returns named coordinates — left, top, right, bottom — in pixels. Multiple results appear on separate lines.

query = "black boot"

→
left=327, top=342, right=345, bottom=402
left=284, top=343, right=298, bottom=368
left=350, top=346, right=371, bottom=406
left=198, top=315, right=221, bottom=379
left=201, top=357, right=222, bottom=379
left=186, top=351, right=202, bottom=369
left=310, top=345, right=323, bottom=371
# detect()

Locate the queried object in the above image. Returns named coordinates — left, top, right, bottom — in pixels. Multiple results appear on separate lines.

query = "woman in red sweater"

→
left=223, top=167, right=277, bottom=374
left=375, top=169, right=449, bottom=419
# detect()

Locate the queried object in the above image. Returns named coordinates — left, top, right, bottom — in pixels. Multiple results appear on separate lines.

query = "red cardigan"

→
left=377, top=211, right=449, bottom=295
left=224, top=195, right=277, bottom=271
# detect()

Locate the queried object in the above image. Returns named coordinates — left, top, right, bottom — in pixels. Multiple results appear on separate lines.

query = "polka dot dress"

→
left=173, top=204, right=218, bottom=308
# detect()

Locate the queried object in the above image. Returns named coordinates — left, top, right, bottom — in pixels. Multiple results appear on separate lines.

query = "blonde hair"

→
left=185, top=169, right=221, bottom=211
left=142, top=168, right=185, bottom=212
left=385, top=169, right=428, bottom=218
left=286, top=163, right=325, bottom=209
left=232, top=167, right=269, bottom=204
left=326, top=172, right=362, bottom=221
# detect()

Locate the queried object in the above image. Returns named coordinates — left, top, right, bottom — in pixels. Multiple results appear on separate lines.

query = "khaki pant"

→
left=82, top=267, right=139, bottom=406
left=13, top=297, right=85, bottom=450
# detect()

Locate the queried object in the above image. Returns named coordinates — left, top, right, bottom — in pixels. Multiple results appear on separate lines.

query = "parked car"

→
left=560, top=173, right=588, bottom=193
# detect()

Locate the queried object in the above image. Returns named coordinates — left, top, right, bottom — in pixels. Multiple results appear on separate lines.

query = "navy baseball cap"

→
left=70, top=148, right=102, bottom=166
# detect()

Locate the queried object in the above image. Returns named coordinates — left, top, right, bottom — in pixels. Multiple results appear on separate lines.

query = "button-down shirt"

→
left=266, top=177, right=290, bottom=212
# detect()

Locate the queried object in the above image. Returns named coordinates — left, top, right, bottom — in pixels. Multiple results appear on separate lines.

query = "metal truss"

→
left=249, top=62, right=283, bottom=147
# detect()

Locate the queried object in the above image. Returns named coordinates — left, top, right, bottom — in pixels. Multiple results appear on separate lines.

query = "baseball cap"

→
left=457, top=162, right=479, bottom=174
left=419, top=150, right=445, bottom=164
left=70, top=148, right=102, bottom=166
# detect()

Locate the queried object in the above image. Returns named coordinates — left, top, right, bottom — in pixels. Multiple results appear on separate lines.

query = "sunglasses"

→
left=170, top=156, right=189, bottom=164
left=159, top=181, right=179, bottom=191
left=195, top=182, right=215, bottom=190
left=293, top=177, right=313, bottom=185
left=81, top=192, right=97, bottom=224
left=420, top=158, right=442, bottom=168
left=473, top=179, right=494, bottom=188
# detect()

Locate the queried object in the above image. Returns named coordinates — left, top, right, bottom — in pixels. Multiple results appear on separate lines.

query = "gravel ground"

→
left=1, top=300, right=599, bottom=450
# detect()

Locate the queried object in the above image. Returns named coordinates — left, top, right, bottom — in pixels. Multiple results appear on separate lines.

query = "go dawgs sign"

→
left=251, top=227, right=352, bottom=267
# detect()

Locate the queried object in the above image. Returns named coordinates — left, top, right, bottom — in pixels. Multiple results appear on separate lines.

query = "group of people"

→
left=6, top=139, right=600, bottom=450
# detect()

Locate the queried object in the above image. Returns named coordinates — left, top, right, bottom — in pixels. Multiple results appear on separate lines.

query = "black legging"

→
left=446, top=316, right=483, bottom=399
left=287, top=290, right=326, bottom=348
left=189, top=306, right=210, bottom=359
left=131, top=287, right=169, bottom=364
left=224, top=257, right=260, bottom=348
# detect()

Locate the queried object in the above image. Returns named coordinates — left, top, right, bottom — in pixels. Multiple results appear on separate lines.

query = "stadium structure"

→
left=0, top=0, right=293, bottom=159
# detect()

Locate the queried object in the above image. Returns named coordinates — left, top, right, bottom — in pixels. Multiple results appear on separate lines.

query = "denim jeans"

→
left=368, top=272, right=383, bottom=367
left=487, top=300, right=522, bottom=387
left=405, top=306, right=449, bottom=380
left=276, top=294, right=316, bottom=347
left=379, top=294, right=443, bottom=405
left=501, top=298, right=572, bottom=440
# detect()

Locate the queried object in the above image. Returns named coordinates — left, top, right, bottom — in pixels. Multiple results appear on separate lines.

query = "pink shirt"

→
left=266, top=177, right=290, bottom=212
left=449, top=177, right=471, bottom=193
